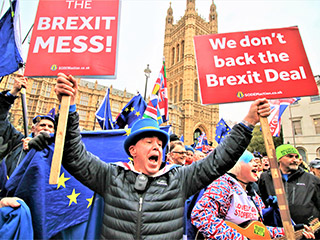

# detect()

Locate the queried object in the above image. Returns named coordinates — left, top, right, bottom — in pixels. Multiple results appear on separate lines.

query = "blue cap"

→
left=32, top=108, right=55, bottom=125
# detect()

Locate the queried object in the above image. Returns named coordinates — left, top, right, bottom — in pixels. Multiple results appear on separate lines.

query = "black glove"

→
left=28, top=132, right=52, bottom=151
left=293, top=223, right=304, bottom=231
left=265, top=195, right=278, bottom=207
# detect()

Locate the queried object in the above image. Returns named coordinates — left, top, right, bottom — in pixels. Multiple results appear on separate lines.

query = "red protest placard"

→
left=194, top=27, right=318, bottom=104
left=24, top=0, right=120, bottom=78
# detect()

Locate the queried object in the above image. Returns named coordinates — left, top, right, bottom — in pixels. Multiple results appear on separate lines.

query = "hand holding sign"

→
left=55, top=73, right=78, bottom=105
left=243, top=98, right=271, bottom=126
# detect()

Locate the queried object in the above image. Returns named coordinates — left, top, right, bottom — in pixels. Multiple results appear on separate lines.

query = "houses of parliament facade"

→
left=0, top=0, right=220, bottom=147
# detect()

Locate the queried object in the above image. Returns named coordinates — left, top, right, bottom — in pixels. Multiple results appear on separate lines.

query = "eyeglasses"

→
left=172, top=151, right=187, bottom=155
left=286, top=154, right=299, bottom=159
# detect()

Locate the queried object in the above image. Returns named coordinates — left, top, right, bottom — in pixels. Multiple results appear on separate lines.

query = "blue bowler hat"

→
left=32, top=108, right=55, bottom=125
left=124, top=118, right=169, bottom=157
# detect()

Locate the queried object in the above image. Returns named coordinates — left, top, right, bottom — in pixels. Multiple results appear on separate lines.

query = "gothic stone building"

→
left=164, top=0, right=219, bottom=146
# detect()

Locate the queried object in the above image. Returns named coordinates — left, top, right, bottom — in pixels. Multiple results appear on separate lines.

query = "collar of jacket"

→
left=267, top=167, right=305, bottom=180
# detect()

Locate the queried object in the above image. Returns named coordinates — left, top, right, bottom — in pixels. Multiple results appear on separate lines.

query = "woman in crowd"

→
left=191, top=150, right=314, bottom=240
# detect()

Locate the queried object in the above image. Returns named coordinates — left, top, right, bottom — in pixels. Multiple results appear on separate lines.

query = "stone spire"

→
left=186, top=0, right=195, bottom=11
left=166, top=2, right=173, bottom=25
left=209, top=0, right=218, bottom=22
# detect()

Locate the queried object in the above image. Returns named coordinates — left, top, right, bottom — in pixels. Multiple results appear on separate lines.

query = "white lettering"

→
left=72, top=36, right=88, bottom=53
left=37, top=17, right=51, bottom=30
left=56, top=36, right=72, bottom=53
left=206, top=71, right=262, bottom=87
left=88, top=36, right=104, bottom=53
left=209, top=38, right=226, bottom=50
left=265, top=66, right=307, bottom=82
left=37, top=16, right=116, bottom=30
left=33, top=36, right=55, bottom=53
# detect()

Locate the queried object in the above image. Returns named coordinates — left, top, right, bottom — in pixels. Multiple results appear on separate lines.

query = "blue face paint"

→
left=239, top=150, right=254, bottom=164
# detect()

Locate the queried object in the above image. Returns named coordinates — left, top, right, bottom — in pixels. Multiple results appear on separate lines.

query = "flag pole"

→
left=20, top=83, right=28, bottom=137
left=8, top=0, right=14, bottom=18
left=49, top=95, right=70, bottom=184
left=7, top=0, right=28, bottom=136
left=22, top=23, right=34, bottom=44
left=18, top=68, right=28, bottom=137
left=260, top=116, right=295, bottom=239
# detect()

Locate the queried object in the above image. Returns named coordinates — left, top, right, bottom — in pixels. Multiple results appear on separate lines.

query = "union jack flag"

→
left=268, top=97, right=301, bottom=137
left=195, top=132, right=208, bottom=151
left=143, top=60, right=168, bottom=125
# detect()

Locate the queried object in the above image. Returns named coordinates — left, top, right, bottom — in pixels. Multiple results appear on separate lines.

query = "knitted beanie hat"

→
left=275, top=144, right=300, bottom=161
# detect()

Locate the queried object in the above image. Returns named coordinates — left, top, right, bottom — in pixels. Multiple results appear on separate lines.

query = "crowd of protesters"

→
left=1, top=73, right=320, bottom=239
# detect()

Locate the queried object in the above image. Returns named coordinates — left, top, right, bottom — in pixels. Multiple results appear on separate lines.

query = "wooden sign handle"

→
left=260, top=116, right=296, bottom=240
left=49, top=95, right=70, bottom=184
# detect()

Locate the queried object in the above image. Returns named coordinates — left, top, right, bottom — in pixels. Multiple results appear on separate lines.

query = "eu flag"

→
left=95, top=88, right=114, bottom=130
left=114, top=94, right=147, bottom=129
left=5, top=142, right=93, bottom=239
left=0, top=0, right=23, bottom=78
left=215, top=118, right=231, bottom=144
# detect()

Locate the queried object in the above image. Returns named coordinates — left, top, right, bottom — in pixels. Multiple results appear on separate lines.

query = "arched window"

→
left=181, top=40, right=185, bottom=59
left=172, top=47, right=175, bottom=66
left=194, top=128, right=202, bottom=145
left=176, top=44, right=180, bottom=62
left=174, top=83, right=178, bottom=103
left=316, top=147, right=320, bottom=158
left=169, top=84, right=173, bottom=102
left=179, top=81, right=183, bottom=101
left=297, top=147, right=307, bottom=162
left=194, top=79, right=198, bottom=102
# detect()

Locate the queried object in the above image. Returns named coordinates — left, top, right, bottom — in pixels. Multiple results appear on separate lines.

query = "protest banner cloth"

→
left=194, top=26, right=318, bottom=105
left=24, top=0, right=121, bottom=78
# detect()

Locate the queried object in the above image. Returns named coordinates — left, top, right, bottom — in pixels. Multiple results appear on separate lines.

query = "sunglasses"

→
left=286, top=154, right=299, bottom=159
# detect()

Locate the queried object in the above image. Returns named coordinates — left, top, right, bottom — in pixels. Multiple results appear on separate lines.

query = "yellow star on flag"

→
left=124, top=107, right=129, bottom=112
left=124, top=129, right=131, bottom=136
left=86, top=195, right=94, bottom=208
left=135, top=111, right=141, bottom=117
left=67, top=189, right=80, bottom=206
left=57, top=172, right=70, bottom=189
left=130, top=107, right=135, bottom=112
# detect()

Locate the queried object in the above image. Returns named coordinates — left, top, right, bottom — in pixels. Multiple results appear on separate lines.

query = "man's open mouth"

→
left=149, top=155, right=159, bottom=163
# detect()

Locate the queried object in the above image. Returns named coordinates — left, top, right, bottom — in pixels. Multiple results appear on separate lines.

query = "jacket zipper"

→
left=136, top=194, right=145, bottom=239
left=292, top=186, right=295, bottom=204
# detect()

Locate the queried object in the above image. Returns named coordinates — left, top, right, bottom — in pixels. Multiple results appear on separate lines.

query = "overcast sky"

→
left=2, top=0, right=320, bottom=122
